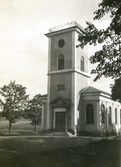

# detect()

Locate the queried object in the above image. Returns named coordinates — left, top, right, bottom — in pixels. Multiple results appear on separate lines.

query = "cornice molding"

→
left=47, top=69, right=90, bottom=78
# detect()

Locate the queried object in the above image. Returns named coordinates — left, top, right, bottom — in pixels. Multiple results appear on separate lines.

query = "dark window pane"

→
left=109, top=106, right=112, bottom=124
left=58, top=39, right=65, bottom=48
left=86, top=104, right=94, bottom=124
left=58, top=55, right=64, bottom=70
left=101, top=104, right=105, bottom=123
left=81, top=56, right=84, bottom=72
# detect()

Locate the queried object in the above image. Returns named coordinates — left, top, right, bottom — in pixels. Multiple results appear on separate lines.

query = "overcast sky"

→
left=0, top=0, right=113, bottom=98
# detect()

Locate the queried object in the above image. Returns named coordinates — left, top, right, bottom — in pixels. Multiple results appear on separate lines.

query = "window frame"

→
left=86, top=104, right=94, bottom=124
left=109, top=106, right=112, bottom=124
left=120, top=109, right=121, bottom=124
left=58, top=54, right=64, bottom=70
left=115, top=108, right=117, bottom=124
left=80, top=56, right=84, bottom=72
left=101, top=104, right=105, bottom=124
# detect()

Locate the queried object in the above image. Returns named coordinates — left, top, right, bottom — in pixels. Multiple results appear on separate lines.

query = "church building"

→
left=41, top=21, right=121, bottom=136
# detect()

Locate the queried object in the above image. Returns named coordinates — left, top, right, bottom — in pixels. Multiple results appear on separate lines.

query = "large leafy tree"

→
left=78, top=0, right=121, bottom=100
left=0, top=81, right=29, bottom=134
left=111, top=78, right=121, bottom=102
left=24, top=94, right=42, bottom=133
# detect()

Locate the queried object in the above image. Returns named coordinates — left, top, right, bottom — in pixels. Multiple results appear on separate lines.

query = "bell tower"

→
left=45, top=22, right=90, bottom=134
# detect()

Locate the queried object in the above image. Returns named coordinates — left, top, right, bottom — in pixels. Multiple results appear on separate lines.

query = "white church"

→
left=41, top=21, right=121, bottom=136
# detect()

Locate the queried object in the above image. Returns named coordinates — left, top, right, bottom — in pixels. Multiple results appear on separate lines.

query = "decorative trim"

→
left=48, top=69, right=90, bottom=78
left=49, top=21, right=84, bottom=33
left=45, top=21, right=85, bottom=37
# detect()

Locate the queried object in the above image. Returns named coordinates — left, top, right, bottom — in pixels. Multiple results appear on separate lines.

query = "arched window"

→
left=58, top=54, right=64, bottom=70
left=115, top=108, right=117, bottom=124
left=80, top=56, right=84, bottom=72
left=86, top=104, right=94, bottom=124
left=120, top=109, right=121, bottom=124
left=101, top=104, right=105, bottom=123
left=109, top=106, right=112, bottom=124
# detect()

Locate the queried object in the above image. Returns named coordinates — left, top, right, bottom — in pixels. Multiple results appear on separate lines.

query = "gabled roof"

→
left=50, top=96, right=71, bottom=107
left=81, top=86, right=111, bottom=96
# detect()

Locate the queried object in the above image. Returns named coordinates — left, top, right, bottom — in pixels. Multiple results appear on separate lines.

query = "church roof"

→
left=81, top=86, right=111, bottom=96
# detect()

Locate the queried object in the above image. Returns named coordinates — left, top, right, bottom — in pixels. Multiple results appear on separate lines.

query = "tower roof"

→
left=45, top=21, right=85, bottom=37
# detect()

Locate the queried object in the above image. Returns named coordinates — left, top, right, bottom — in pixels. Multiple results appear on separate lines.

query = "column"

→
left=41, top=103, right=45, bottom=131
left=106, top=101, right=109, bottom=133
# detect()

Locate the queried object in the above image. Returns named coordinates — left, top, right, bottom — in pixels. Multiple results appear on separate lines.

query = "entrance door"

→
left=55, top=112, right=66, bottom=131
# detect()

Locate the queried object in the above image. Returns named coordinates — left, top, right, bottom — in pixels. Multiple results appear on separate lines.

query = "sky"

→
left=0, top=0, right=113, bottom=98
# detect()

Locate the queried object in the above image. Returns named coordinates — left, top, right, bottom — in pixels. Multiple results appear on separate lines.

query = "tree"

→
left=0, top=99, right=4, bottom=120
left=24, top=94, right=42, bottom=133
left=78, top=0, right=121, bottom=81
left=0, top=81, right=29, bottom=134
left=111, top=78, right=121, bottom=102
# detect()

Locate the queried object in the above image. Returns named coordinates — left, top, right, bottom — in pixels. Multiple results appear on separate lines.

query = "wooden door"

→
left=55, top=112, right=66, bottom=131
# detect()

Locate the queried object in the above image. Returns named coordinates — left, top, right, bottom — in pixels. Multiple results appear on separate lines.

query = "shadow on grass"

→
left=0, top=137, right=121, bottom=167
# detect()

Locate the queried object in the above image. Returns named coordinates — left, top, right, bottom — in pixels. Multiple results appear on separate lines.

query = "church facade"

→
left=41, top=22, right=121, bottom=136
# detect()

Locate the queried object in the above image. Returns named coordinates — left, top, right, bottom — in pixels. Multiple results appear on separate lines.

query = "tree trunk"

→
left=9, top=122, right=11, bottom=135
left=34, top=124, right=37, bottom=134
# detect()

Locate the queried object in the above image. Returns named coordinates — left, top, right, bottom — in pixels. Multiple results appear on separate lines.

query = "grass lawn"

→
left=0, top=136, right=121, bottom=167
left=0, top=119, right=41, bottom=135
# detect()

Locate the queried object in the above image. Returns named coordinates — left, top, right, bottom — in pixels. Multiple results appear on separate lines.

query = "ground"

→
left=0, top=136, right=121, bottom=167
left=0, top=119, right=121, bottom=167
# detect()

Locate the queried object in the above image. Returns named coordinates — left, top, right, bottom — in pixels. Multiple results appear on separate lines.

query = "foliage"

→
left=24, top=94, right=42, bottom=133
left=111, top=78, right=121, bottom=102
left=78, top=0, right=121, bottom=81
left=0, top=80, right=29, bottom=134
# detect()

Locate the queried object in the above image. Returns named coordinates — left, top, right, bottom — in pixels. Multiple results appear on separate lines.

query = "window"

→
left=58, top=54, right=64, bottom=70
left=115, top=108, right=117, bottom=124
left=80, top=56, right=84, bottom=72
left=58, top=39, right=65, bottom=48
left=120, top=109, right=121, bottom=124
left=86, top=104, right=94, bottom=124
left=56, top=85, right=65, bottom=91
left=109, top=106, right=112, bottom=124
left=101, top=104, right=105, bottom=123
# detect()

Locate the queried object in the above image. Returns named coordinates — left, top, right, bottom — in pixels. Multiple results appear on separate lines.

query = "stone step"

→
left=44, top=131, right=69, bottom=137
